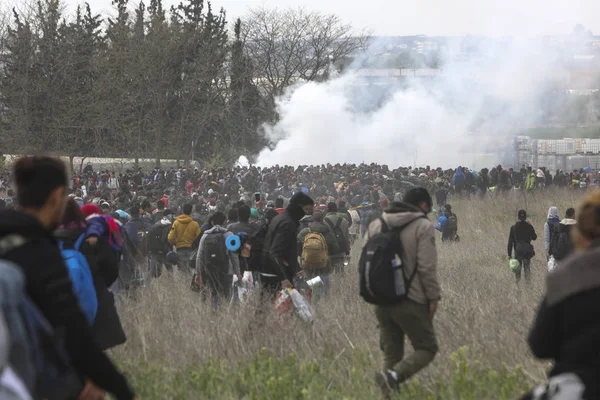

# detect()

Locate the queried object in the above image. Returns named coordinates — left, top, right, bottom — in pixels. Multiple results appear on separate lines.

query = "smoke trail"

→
left=256, top=37, right=573, bottom=168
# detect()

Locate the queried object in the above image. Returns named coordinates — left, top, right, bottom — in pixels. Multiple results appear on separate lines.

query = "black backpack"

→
left=325, top=217, right=350, bottom=254
left=148, top=223, right=172, bottom=254
left=203, top=232, right=228, bottom=280
left=553, top=226, right=573, bottom=261
left=359, top=216, right=425, bottom=305
left=245, top=223, right=269, bottom=272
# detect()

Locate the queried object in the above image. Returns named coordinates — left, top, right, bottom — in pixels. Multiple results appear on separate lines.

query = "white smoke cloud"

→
left=256, top=37, right=574, bottom=169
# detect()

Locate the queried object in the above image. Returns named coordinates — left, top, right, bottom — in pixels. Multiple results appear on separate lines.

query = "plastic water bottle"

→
left=392, top=254, right=405, bottom=296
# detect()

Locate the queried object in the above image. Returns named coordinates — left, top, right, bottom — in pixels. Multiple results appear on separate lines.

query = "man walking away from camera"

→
left=260, top=192, right=314, bottom=297
left=169, top=203, right=201, bottom=272
left=364, top=187, right=441, bottom=397
left=0, top=156, right=136, bottom=400
left=147, top=209, right=175, bottom=279
left=196, top=211, right=240, bottom=308
left=508, top=210, right=538, bottom=284
left=550, top=208, right=576, bottom=266
left=324, top=202, right=351, bottom=272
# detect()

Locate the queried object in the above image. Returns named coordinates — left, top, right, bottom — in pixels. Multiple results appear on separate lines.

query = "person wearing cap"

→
left=367, top=187, right=440, bottom=397
left=508, top=210, right=538, bottom=284
left=260, top=192, right=315, bottom=296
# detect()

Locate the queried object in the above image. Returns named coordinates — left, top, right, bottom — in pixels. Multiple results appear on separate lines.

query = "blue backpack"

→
left=435, top=215, right=448, bottom=232
left=59, top=235, right=97, bottom=324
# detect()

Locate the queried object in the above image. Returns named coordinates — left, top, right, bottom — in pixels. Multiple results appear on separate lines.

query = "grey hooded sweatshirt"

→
left=365, top=202, right=441, bottom=305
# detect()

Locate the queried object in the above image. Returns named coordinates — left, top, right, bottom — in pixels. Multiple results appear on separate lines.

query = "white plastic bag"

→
left=289, top=288, right=313, bottom=324
left=240, top=271, right=254, bottom=289
left=548, top=256, right=557, bottom=272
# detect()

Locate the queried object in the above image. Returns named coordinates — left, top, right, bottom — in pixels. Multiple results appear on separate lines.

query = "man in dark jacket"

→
left=508, top=210, right=538, bottom=284
left=0, top=156, right=135, bottom=400
left=550, top=207, right=576, bottom=264
left=260, top=192, right=314, bottom=295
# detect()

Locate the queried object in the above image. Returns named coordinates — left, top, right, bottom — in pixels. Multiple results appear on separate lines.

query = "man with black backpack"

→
left=324, top=202, right=351, bottom=273
left=359, top=187, right=440, bottom=398
left=550, top=207, right=576, bottom=265
left=196, top=211, right=240, bottom=308
left=147, top=208, right=175, bottom=280
left=0, top=156, right=136, bottom=400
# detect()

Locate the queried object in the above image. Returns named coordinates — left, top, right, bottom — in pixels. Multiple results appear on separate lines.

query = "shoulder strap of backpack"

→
left=335, top=217, right=343, bottom=230
left=379, top=217, right=389, bottom=233
left=74, top=234, right=86, bottom=251
left=324, top=218, right=335, bottom=231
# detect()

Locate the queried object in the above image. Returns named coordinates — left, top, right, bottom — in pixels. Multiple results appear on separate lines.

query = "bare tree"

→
left=242, top=7, right=369, bottom=119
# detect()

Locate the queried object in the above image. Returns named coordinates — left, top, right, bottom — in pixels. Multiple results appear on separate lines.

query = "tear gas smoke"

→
left=256, top=37, right=574, bottom=168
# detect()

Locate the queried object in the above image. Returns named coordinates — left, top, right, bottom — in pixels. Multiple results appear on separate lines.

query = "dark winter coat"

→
left=0, top=210, right=134, bottom=399
left=261, top=204, right=306, bottom=282
left=528, top=243, right=600, bottom=399
left=507, top=221, right=537, bottom=259
left=54, top=227, right=126, bottom=351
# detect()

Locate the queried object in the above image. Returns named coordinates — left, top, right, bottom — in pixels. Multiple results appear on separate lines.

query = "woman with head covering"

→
left=524, top=191, right=600, bottom=400
left=544, top=206, right=560, bottom=260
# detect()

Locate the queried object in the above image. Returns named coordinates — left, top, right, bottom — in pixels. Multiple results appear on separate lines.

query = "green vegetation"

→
left=117, top=347, right=530, bottom=399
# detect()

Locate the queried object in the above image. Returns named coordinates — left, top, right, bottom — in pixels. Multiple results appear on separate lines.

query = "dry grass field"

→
left=110, top=189, right=590, bottom=399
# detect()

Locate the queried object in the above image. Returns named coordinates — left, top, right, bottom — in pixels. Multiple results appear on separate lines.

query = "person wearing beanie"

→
left=365, top=187, right=440, bottom=396
left=507, top=209, right=537, bottom=284
left=260, top=192, right=314, bottom=296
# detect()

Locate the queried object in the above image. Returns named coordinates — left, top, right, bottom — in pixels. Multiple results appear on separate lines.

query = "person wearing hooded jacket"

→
left=523, top=191, right=600, bottom=400
left=452, top=167, right=466, bottom=198
left=366, top=187, right=440, bottom=397
left=168, top=203, right=201, bottom=272
left=544, top=206, right=560, bottom=260
left=260, top=192, right=315, bottom=295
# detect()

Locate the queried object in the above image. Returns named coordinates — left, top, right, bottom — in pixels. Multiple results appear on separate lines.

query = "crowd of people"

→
left=0, top=156, right=599, bottom=400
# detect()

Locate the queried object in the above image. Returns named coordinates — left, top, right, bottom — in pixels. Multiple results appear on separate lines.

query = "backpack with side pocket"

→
left=359, top=216, right=426, bottom=305
left=58, top=235, right=98, bottom=325
left=301, top=231, right=329, bottom=270
left=325, top=217, right=350, bottom=254
left=203, top=232, right=228, bottom=282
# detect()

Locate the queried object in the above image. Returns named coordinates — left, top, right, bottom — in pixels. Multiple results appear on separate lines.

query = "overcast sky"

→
left=58, top=0, right=600, bottom=37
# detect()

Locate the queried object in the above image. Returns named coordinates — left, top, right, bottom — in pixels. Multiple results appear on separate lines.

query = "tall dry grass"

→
left=110, top=188, right=589, bottom=395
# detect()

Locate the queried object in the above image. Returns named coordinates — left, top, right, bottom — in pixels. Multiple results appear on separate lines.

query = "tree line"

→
left=0, top=0, right=366, bottom=169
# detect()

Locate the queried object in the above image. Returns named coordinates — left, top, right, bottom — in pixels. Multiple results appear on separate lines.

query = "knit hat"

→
left=290, top=192, right=314, bottom=207
left=81, top=204, right=101, bottom=218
